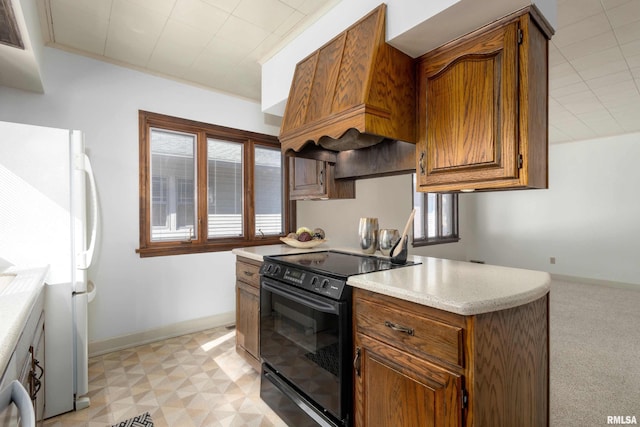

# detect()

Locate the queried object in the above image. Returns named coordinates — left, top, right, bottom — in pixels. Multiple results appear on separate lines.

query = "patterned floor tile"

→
left=43, top=327, right=286, bottom=427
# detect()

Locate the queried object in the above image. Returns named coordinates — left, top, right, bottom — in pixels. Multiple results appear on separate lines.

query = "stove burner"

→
left=261, top=250, right=420, bottom=300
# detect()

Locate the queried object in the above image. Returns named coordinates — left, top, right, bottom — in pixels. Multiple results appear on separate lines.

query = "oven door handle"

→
left=262, top=280, right=340, bottom=315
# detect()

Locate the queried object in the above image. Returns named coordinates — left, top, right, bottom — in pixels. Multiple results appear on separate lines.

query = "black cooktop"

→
left=266, top=250, right=419, bottom=278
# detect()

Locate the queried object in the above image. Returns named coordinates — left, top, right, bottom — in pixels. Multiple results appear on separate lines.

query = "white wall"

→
left=297, top=174, right=469, bottom=261
left=465, top=133, right=640, bottom=285
left=0, top=47, right=280, bottom=346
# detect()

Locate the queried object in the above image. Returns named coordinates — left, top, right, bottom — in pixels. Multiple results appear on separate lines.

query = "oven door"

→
left=260, top=277, right=350, bottom=425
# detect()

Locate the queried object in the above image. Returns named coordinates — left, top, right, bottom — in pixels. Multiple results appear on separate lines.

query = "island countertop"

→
left=232, top=245, right=550, bottom=316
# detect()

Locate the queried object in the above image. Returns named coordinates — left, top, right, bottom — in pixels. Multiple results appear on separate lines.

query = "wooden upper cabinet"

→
left=289, top=157, right=355, bottom=200
left=279, top=4, right=416, bottom=154
left=416, top=7, right=552, bottom=192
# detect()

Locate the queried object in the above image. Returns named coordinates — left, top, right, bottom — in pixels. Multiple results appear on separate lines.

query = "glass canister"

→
left=358, top=217, right=379, bottom=254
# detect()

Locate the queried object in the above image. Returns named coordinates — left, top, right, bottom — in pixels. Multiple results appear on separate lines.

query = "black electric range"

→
left=261, top=250, right=420, bottom=300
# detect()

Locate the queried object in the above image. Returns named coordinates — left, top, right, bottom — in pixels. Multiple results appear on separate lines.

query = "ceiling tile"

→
left=280, top=0, right=305, bottom=9
left=605, top=0, right=640, bottom=28
left=233, top=0, right=295, bottom=32
left=584, top=70, right=634, bottom=88
left=123, top=0, right=176, bottom=15
left=172, top=0, right=229, bottom=38
left=557, top=118, right=599, bottom=140
left=105, top=0, right=168, bottom=66
left=247, top=34, right=282, bottom=62
left=148, top=19, right=211, bottom=75
left=601, top=0, right=634, bottom=10
left=559, top=31, right=618, bottom=60
left=297, top=0, right=327, bottom=15
left=552, top=12, right=610, bottom=48
left=50, top=0, right=112, bottom=55
left=215, top=15, right=269, bottom=50
left=613, top=18, right=640, bottom=44
left=556, top=0, right=603, bottom=27
left=200, top=0, right=241, bottom=13
left=552, top=80, right=590, bottom=97
left=571, top=46, right=628, bottom=80
left=274, top=10, right=305, bottom=37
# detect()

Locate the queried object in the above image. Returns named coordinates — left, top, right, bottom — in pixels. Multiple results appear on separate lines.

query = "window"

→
left=138, top=111, right=291, bottom=257
left=412, top=174, right=459, bottom=246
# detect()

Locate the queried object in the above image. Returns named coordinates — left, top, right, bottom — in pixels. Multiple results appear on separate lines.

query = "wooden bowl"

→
left=279, top=237, right=327, bottom=248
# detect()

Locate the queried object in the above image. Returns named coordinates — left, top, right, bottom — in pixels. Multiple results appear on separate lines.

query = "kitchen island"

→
left=233, top=245, right=550, bottom=426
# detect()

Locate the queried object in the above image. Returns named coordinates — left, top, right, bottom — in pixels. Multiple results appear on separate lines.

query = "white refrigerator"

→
left=0, top=120, right=98, bottom=418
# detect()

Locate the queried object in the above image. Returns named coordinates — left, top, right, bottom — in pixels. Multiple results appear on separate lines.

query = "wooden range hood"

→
left=279, top=4, right=416, bottom=168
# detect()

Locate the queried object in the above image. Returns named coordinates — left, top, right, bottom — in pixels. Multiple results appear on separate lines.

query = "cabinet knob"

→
left=419, top=151, right=425, bottom=175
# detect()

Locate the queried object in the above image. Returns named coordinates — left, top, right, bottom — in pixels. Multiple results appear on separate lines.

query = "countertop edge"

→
left=347, top=274, right=551, bottom=316
left=233, top=244, right=552, bottom=316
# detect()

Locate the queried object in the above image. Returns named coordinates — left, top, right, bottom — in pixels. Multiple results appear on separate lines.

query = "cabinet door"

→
left=416, top=20, right=520, bottom=192
left=289, top=157, right=327, bottom=199
left=236, top=280, right=260, bottom=367
left=354, top=334, right=463, bottom=427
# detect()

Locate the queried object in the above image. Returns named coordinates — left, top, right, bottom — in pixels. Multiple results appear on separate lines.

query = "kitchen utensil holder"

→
left=389, top=235, right=408, bottom=264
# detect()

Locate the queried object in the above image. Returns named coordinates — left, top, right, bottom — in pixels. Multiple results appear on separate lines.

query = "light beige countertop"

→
left=231, top=244, right=551, bottom=316
left=0, top=266, right=48, bottom=377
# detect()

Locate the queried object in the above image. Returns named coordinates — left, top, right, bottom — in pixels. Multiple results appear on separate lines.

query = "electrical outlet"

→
left=550, top=257, right=556, bottom=265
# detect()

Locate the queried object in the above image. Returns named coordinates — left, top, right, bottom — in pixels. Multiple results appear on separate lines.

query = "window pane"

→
left=208, top=139, right=243, bottom=238
left=254, top=146, right=283, bottom=236
left=150, top=129, right=196, bottom=242
left=427, top=193, right=437, bottom=238
left=441, top=194, right=453, bottom=237
left=412, top=174, right=425, bottom=239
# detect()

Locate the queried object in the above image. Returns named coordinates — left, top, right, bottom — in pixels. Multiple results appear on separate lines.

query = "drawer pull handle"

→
left=385, top=320, right=414, bottom=336
left=354, top=347, right=361, bottom=377
left=244, top=271, right=255, bottom=277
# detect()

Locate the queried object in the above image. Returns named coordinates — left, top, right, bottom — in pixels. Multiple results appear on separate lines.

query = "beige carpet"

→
left=550, top=279, right=640, bottom=426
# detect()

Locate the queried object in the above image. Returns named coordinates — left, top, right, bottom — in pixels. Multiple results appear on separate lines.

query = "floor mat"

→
left=110, top=412, right=154, bottom=427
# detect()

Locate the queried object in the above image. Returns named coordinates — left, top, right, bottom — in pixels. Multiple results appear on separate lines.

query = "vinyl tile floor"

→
left=43, top=326, right=286, bottom=427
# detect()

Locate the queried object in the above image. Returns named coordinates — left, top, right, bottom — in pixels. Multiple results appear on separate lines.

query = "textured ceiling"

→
left=17, top=0, right=640, bottom=144
left=39, top=0, right=337, bottom=101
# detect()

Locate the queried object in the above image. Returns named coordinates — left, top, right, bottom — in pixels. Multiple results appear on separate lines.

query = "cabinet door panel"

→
left=355, top=334, right=462, bottom=427
left=289, top=157, right=326, bottom=198
left=236, top=281, right=259, bottom=359
left=417, top=20, right=519, bottom=189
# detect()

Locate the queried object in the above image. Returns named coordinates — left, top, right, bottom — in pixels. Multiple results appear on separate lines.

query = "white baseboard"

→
left=551, top=273, right=640, bottom=291
left=88, top=311, right=235, bottom=357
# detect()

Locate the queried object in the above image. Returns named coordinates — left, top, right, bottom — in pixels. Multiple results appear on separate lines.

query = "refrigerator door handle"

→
left=76, top=152, right=98, bottom=270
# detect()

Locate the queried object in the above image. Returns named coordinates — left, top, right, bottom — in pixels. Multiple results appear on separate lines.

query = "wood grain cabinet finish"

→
left=235, top=257, right=262, bottom=371
left=353, top=288, right=549, bottom=427
left=415, top=7, right=552, bottom=192
left=279, top=4, right=415, bottom=154
left=289, top=157, right=355, bottom=200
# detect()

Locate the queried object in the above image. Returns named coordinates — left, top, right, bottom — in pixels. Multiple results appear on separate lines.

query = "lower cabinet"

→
left=353, top=288, right=549, bottom=427
left=355, top=333, right=462, bottom=426
left=235, top=257, right=262, bottom=371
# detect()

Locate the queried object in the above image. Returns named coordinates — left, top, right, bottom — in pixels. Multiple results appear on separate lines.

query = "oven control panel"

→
left=260, top=261, right=346, bottom=300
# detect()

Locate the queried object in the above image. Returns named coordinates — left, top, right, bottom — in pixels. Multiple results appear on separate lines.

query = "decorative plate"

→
left=279, top=237, right=327, bottom=248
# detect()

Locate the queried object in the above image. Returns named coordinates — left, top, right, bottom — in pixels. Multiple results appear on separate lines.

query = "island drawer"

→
left=354, top=294, right=464, bottom=368
left=236, top=258, right=261, bottom=288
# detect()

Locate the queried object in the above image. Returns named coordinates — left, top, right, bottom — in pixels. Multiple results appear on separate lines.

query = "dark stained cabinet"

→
left=289, top=157, right=355, bottom=200
left=415, top=7, right=552, bottom=192
left=235, top=257, right=262, bottom=371
left=353, top=287, right=549, bottom=427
